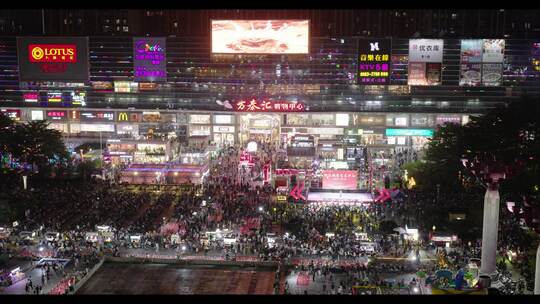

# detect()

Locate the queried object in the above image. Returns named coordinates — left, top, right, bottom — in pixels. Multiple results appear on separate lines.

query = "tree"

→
left=0, top=115, right=15, bottom=167
left=10, top=121, right=69, bottom=176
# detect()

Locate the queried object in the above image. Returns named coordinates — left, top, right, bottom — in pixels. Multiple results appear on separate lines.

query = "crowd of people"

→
left=0, top=139, right=536, bottom=295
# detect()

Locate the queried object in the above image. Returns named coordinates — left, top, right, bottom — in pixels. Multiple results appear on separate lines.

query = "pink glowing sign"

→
left=133, top=37, right=166, bottom=82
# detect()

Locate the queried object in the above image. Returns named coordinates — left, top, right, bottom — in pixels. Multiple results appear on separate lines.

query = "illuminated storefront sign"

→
left=69, top=110, right=80, bottom=121
left=0, top=109, right=21, bottom=121
left=275, top=169, right=308, bottom=176
left=133, top=37, right=166, bottom=82
left=436, top=115, right=461, bottom=125
left=189, top=114, right=211, bottom=124
left=47, top=92, right=62, bottom=103
left=385, top=128, right=434, bottom=137
left=46, top=110, right=67, bottom=121
left=80, top=124, right=115, bottom=132
left=213, top=126, right=235, bottom=133
left=211, top=20, right=309, bottom=54
left=358, top=39, right=391, bottom=84
left=117, top=112, right=141, bottom=122
left=70, top=91, right=86, bottom=106
left=322, top=170, right=358, bottom=190
left=80, top=111, right=114, bottom=122
left=214, top=115, right=233, bottom=124
left=234, top=99, right=305, bottom=112
left=23, top=92, right=39, bottom=103
left=17, top=37, right=89, bottom=81
left=31, top=110, right=44, bottom=121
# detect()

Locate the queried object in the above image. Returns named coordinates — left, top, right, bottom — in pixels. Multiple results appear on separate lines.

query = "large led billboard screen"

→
left=211, top=20, right=309, bottom=54
left=17, top=37, right=89, bottom=82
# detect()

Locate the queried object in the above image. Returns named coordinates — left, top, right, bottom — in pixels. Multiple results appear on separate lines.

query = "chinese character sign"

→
left=133, top=37, right=167, bottom=82
left=358, top=39, right=391, bottom=84
left=234, top=99, right=306, bottom=112
left=322, top=170, right=358, bottom=190
left=408, top=39, right=443, bottom=86
left=408, top=39, right=444, bottom=63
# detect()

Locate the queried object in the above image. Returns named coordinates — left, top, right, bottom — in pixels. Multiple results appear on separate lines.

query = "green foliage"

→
left=0, top=119, right=69, bottom=176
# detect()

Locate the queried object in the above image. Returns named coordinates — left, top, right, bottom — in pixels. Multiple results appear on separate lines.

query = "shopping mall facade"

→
left=1, top=34, right=539, bottom=164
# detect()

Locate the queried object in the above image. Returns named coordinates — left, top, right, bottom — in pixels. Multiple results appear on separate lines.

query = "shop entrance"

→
left=239, top=114, right=281, bottom=149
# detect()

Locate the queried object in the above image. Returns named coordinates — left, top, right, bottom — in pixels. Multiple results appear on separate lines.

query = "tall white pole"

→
left=535, top=242, right=540, bottom=294
left=480, top=187, right=500, bottom=281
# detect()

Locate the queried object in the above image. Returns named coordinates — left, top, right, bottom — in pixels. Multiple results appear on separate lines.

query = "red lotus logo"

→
left=28, top=44, right=76, bottom=63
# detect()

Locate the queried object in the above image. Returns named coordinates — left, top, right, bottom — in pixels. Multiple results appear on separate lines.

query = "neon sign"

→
left=23, top=92, right=39, bottom=102
left=133, top=37, right=166, bottom=82
left=46, top=110, right=66, bottom=120
left=234, top=99, right=305, bottom=112
left=385, top=128, right=434, bottom=137
left=358, top=39, right=391, bottom=84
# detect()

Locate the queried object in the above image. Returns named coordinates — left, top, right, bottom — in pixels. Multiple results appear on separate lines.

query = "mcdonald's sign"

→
left=117, top=112, right=129, bottom=122
left=117, top=111, right=141, bottom=122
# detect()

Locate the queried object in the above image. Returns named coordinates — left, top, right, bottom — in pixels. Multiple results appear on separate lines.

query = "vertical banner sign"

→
left=133, top=37, right=167, bottom=82
left=407, top=62, right=427, bottom=85
left=358, top=39, right=391, bottom=84
left=531, top=43, right=540, bottom=73
left=408, top=39, right=443, bottom=86
left=482, top=39, right=504, bottom=86
left=482, top=64, right=503, bottom=86
left=460, top=39, right=483, bottom=86
left=17, top=37, right=89, bottom=81
left=482, top=39, right=505, bottom=63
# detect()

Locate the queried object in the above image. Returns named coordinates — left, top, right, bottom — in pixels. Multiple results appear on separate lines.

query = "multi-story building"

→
left=0, top=10, right=539, bottom=164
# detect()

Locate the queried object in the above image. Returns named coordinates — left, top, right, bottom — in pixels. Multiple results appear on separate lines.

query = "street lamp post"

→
left=535, top=242, right=540, bottom=294
left=461, top=157, right=509, bottom=286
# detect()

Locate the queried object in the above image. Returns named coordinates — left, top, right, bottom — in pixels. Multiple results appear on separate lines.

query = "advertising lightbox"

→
left=133, top=37, right=166, bottom=82
left=211, top=20, right=309, bottom=54
left=17, top=37, right=89, bottom=81
left=358, top=39, right=391, bottom=84
left=80, top=111, right=115, bottom=122
left=322, top=170, right=358, bottom=190
left=408, top=39, right=444, bottom=62
left=385, top=128, right=434, bottom=137
left=23, top=92, right=39, bottom=103
left=482, top=39, right=505, bottom=63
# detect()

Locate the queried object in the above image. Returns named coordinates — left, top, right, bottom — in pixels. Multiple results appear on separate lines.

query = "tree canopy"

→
left=0, top=117, right=69, bottom=175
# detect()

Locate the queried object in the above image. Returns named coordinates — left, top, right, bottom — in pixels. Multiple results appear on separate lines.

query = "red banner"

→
left=322, top=170, right=358, bottom=190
